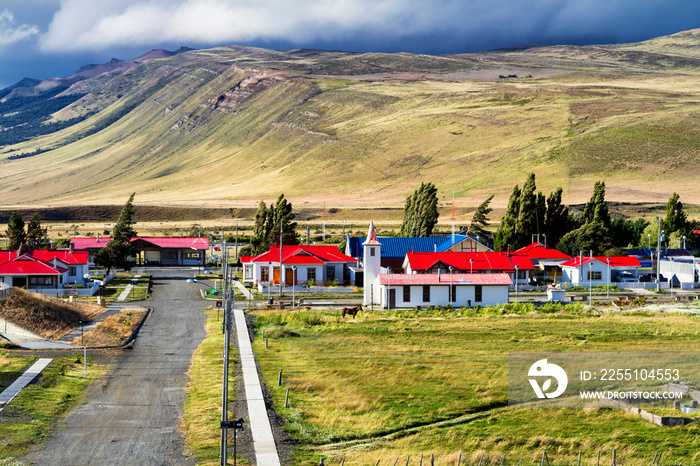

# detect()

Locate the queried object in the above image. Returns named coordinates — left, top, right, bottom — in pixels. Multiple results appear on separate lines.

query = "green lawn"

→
left=250, top=304, right=700, bottom=465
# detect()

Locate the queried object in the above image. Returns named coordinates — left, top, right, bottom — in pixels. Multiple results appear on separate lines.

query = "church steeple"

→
left=363, top=221, right=381, bottom=306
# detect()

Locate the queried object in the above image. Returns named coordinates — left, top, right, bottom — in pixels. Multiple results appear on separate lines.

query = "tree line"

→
left=396, top=176, right=696, bottom=256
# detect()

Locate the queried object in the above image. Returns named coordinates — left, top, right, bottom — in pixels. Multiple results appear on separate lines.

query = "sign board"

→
left=216, top=300, right=223, bottom=308
left=63, top=289, right=79, bottom=297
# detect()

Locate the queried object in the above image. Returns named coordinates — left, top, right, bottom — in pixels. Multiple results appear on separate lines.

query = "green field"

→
left=251, top=305, right=700, bottom=465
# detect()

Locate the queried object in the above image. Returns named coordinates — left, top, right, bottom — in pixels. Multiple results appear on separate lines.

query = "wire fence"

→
left=0, top=282, right=10, bottom=299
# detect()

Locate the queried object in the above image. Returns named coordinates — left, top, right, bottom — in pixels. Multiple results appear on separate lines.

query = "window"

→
left=326, top=266, right=336, bottom=281
left=183, top=252, right=199, bottom=260
left=474, top=285, right=483, bottom=302
left=307, top=268, right=316, bottom=281
left=587, top=271, right=602, bottom=281
left=450, top=285, right=457, bottom=302
left=403, top=286, right=410, bottom=302
left=423, top=285, right=430, bottom=302
left=370, top=248, right=375, bottom=257
left=29, top=276, right=53, bottom=286
left=69, top=267, right=77, bottom=276
left=260, top=268, right=269, bottom=282
left=244, top=264, right=253, bottom=279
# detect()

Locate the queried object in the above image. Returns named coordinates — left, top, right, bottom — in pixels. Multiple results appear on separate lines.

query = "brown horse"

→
left=341, top=306, right=362, bottom=319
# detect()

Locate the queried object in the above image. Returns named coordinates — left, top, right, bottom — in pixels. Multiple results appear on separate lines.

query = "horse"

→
left=341, top=305, right=362, bottom=319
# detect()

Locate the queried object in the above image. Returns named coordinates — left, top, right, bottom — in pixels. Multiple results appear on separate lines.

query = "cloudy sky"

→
left=1, top=0, right=698, bottom=88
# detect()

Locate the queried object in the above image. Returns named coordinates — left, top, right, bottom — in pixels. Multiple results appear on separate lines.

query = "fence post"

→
left=652, top=453, right=658, bottom=466
left=420, top=454, right=423, bottom=466
left=613, top=449, right=616, bottom=466
left=393, top=458, right=399, bottom=466
left=405, top=455, right=410, bottom=466
left=319, top=459, right=324, bottom=466
left=478, top=454, right=484, bottom=466
left=597, top=451, right=600, bottom=466
left=278, top=369, right=283, bottom=386
left=578, top=451, right=581, bottom=466
left=500, top=454, right=505, bottom=466
left=285, top=388, right=290, bottom=408
left=517, top=453, right=523, bottom=466
left=431, top=453, right=434, bottom=466
left=457, top=453, right=461, bottom=466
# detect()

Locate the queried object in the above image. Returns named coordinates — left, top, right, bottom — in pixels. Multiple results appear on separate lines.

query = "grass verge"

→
left=0, top=353, right=109, bottom=461
left=183, top=307, right=241, bottom=465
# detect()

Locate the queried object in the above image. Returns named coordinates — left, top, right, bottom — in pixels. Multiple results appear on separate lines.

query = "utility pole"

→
left=279, top=219, right=283, bottom=298
left=220, top=241, right=232, bottom=465
left=656, top=219, right=662, bottom=293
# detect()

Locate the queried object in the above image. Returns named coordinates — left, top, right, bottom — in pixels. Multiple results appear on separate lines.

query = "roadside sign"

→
left=216, top=300, right=223, bottom=308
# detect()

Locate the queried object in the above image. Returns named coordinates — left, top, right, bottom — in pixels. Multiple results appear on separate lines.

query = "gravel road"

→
left=22, top=268, right=207, bottom=466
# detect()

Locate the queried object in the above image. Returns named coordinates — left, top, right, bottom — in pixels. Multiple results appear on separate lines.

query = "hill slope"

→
left=1, top=34, right=700, bottom=208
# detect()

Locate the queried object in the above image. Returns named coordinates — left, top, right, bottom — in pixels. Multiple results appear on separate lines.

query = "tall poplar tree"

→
left=467, top=195, right=494, bottom=240
left=400, top=182, right=439, bottom=237
left=663, top=192, right=687, bottom=234
left=493, top=185, right=521, bottom=251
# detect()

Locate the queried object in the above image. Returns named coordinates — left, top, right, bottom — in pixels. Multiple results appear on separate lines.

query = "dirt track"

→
left=22, top=268, right=206, bottom=465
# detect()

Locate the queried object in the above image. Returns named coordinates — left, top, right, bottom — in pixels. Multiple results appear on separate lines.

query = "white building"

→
left=559, top=256, right=641, bottom=286
left=362, top=222, right=512, bottom=308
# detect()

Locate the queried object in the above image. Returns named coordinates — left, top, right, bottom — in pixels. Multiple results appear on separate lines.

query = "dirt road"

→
left=22, top=268, right=206, bottom=465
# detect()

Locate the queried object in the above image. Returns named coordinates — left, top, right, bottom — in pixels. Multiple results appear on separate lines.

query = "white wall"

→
left=561, top=261, right=610, bottom=286
left=381, top=284, right=510, bottom=308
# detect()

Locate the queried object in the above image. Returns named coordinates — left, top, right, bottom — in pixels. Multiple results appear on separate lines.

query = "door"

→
left=389, top=289, right=396, bottom=309
left=273, top=268, right=280, bottom=284
left=285, top=269, right=296, bottom=286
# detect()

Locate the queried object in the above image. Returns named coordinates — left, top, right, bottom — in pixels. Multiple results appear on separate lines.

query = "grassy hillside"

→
left=2, top=33, right=700, bottom=209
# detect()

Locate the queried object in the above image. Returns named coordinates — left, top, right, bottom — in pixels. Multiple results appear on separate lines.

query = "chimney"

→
left=97, top=233, right=100, bottom=243
left=434, top=241, right=437, bottom=252
left=69, top=241, right=74, bottom=253
left=438, top=269, right=441, bottom=281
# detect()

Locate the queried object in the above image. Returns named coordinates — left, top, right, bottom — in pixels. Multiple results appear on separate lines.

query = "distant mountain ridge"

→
left=1, top=32, right=700, bottom=208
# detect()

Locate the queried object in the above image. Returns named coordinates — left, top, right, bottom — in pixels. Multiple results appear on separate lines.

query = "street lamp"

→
left=291, top=266, right=297, bottom=310
left=386, top=267, right=392, bottom=310
left=514, top=265, right=519, bottom=303
left=683, top=235, right=686, bottom=250
left=648, top=233, right=651, bottom=251
left=469, top=258, right=473, bottom=274
left=448, top=265, right=454, bottom=306
left=606, top=257, right=611, bottom=300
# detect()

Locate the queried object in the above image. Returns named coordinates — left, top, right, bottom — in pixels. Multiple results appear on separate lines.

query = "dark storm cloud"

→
left=0, top=0, right=698, bottom=87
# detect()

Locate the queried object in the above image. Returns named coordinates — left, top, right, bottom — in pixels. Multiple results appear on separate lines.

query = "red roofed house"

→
left=0, top=253, right=69, bottom=290
left=402, top=251, right=534, bottom=287
left=0, top=249, right=89, bottom=288
left=363, top=222, right=513, bottom=308
left=560, top=256, right=641, bottom=286
left=241, top=244, right=357, bottom=289
left=71, top=237, right=209, bottom=266
left=515, top=243, right=572, bottom=281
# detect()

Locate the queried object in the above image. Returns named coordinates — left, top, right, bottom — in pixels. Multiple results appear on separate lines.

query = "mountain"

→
left=1, top=33, right=700, bottom=209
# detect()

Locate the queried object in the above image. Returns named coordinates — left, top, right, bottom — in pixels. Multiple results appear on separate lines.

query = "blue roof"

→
left=347, top=236, right=450, bottom=259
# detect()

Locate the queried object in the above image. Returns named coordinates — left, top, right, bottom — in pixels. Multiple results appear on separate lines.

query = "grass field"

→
left=0, top=352, right=109, bottom=461
left=250, top=305, right=700, bottom=465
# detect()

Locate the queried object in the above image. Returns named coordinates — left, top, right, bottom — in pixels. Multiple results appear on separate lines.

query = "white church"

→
left=362, top=221, right=512, bottom=309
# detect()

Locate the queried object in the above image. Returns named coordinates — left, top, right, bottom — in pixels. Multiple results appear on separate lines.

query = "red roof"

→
left=515, top=243, right=572, bottom=260
left=135, top=237, right=209, bottom=250
left=405, top=251, right=534, bottom=272
left=72, top=237, right=209, bottom=250
left=250, top=245, right=356, bottom=265
left=0, top=250, right=88, bottom=265
left=380, top=273, right=512, bottom=286
left=560, top=256, right=641, bottom=268
left=0, top=254, right=68, bottom=275
left=363, top=221, right=381, bottom=246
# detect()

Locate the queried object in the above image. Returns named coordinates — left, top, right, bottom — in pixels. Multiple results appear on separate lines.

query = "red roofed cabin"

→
left=71, top=237, right=209, bottom=266
left=514, top=243, right=572, bottom=281
left=241, top=245, right=357, bottom=289
left=560, top=256, right=641, bottom=286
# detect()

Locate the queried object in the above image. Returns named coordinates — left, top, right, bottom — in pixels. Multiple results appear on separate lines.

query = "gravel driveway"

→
left=22, top=268, right=206, bottom=465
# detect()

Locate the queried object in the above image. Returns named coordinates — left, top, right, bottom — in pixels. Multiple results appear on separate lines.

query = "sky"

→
left=1, top=0, right=699, bottom=89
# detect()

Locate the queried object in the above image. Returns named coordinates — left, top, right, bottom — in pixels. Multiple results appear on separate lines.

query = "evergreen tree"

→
left=244, top=195, right=299, bottom=256
left=467, top=194, right=494, bottom=239
left=516, top=173, right=539, bottom=241
left=26, top=212, right=48, bottom=249
left=94, top=193, right=138, bottom=274
left=556, top=222, right=613, bottom=257
left=5, top=212, right=26, bottom=250
left=400, top=182, right=439, bottom=237
left=583, top=181, right=610, bottom=227
left=544, top=188, right=571, bottom=248
left=663, top=192, right=688, bottom=234
left=493, top=185, right=521, bottom=251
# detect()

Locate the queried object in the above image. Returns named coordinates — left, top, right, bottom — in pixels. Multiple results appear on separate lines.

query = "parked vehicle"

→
left=616, top=272, right=637, bottom=282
